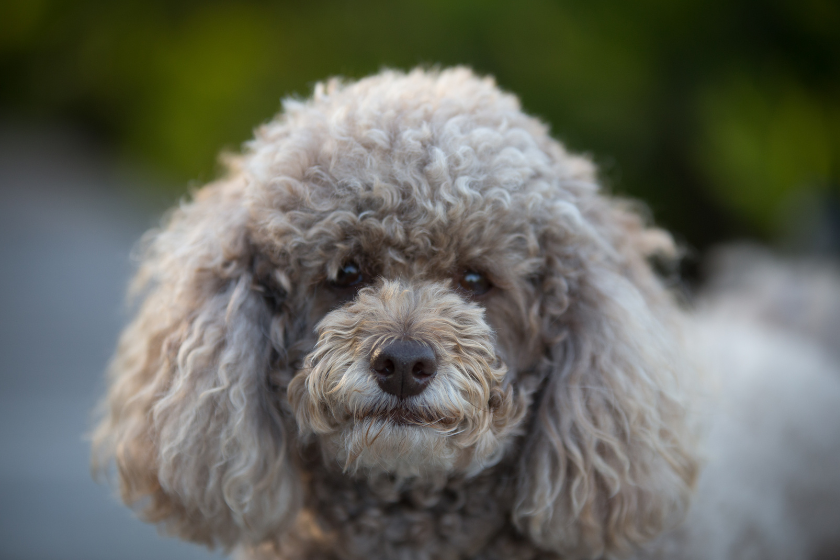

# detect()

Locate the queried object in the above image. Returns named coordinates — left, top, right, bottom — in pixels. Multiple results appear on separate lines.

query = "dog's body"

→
left=639, top=312, right=840, bottom=559
left=93, top=68, right=840, bottom=560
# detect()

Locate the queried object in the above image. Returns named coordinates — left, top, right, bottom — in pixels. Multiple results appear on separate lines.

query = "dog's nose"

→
left=371, top=340, right=437, bottom=398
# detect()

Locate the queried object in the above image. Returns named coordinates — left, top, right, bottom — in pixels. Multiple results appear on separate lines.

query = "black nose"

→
left=370, top=340, right=437, bottom=398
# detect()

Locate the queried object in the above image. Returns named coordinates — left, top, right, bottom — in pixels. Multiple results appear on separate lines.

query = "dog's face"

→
left=93, top=68, right=698, bottom=558
left=244, top=69, right=578, bottom=479
left=258, top=130, right=554, bottom=477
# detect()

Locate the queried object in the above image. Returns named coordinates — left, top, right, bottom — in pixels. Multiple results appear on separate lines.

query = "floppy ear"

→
left=513, top=199, right=699, bottom=558
left=91, top=178, right=301, bottom=549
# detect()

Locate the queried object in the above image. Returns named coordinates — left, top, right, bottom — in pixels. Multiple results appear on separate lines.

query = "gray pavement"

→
left=0, top=126, right=223, bottom=560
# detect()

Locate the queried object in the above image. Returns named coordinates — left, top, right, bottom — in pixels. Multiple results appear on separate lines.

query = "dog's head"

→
left=93, top=68, right=697, bottom=558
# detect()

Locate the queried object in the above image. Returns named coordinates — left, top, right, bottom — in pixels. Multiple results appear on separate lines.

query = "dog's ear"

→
left=91, top=178, right=301, bottom=549
left=513, top=198, right=699, bottom=558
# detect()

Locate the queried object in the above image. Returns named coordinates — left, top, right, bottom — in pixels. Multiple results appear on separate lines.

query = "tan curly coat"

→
left=92, top=68, right=840, bottom=560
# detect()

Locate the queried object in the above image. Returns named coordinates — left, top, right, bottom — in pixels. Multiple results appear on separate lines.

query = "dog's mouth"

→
left=353, top=403, right=460, bottom=429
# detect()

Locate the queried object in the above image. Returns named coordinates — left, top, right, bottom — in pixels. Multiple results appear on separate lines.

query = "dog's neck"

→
left=246, top=443, right=549, bottom=560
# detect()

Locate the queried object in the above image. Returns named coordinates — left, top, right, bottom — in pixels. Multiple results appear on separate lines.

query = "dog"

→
left=92, top=67, right=840, bottom=559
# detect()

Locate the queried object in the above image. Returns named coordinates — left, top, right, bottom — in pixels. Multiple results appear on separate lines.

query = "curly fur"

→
left=92, top=68, right=840, bottom=559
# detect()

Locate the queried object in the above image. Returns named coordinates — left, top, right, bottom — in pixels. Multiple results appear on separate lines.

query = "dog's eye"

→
left=333, top=261, right=363, bottom=289
left=458, top=270, right=492, bottom=296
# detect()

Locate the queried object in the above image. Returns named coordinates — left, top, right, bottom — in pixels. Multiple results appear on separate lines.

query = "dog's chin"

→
left=323, top=419, right=464, bottom=478
left=317, top=410, right=511, bottom=479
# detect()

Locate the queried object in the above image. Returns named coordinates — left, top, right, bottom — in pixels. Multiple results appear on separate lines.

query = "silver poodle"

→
left=92, top=68, right=840, bottom=560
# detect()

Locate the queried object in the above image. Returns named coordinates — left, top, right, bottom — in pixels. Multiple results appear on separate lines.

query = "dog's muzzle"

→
left=288, top=279, right=528, bottom=475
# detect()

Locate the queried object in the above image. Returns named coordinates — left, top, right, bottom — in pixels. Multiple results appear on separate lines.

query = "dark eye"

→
left=333, top=261, right=363, bottom=289
left=458, top=270, right=492, bottom=296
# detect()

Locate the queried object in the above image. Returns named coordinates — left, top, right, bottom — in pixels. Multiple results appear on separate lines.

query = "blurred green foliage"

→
left=2, top=0, right=839, bottom=252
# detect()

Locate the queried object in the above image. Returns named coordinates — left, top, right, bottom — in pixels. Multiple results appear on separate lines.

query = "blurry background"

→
left=0, top=1, right=838, bottom=558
